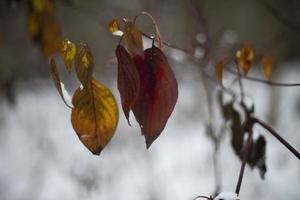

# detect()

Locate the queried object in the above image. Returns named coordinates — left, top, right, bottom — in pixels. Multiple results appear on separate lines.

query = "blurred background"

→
left=0, top=0, right=300, bottom=199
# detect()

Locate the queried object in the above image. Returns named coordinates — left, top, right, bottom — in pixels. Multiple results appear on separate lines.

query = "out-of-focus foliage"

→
left=236, top=45, right=254, bottom=75
left=28, top=0, right=61, bottom=58
left=261, top=56, right=272, bottom=80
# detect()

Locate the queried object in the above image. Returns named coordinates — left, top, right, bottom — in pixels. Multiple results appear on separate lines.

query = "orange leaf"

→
left=71, top=79, right=119, bottom=155
left=261, top=56, right=272, bottom=80
left=115, top=45, right=140, bottom=125
left=108, top=19, right=123, bottom=36
left=236, top=45, right=254, bottom=74
left=123, top=22, right=144, bottom=56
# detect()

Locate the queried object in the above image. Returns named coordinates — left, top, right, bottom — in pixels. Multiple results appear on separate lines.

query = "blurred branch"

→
left=259, top=0, right=300, bottom=34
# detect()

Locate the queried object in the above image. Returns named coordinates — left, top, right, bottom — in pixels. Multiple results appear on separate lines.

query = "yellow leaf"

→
left=32, top=0, right=45, bottom=13
left=261, top=56, right=272, bottom=80
left=216, top=61, right=224, bottom=86
left=71, top=79, right=119, bottom=155
left=76, top=44, right=94, bottom=87
left=123, top=22, right=144, bottom=56
left=236, top=45, right=254, bottom=74
left=108, top=19, right=123, bottom=36
left=60, top=39, right=77, bottom=73
left=50, top=58, right=72, bottom=108
left=28, top=13, right=39, bottom=39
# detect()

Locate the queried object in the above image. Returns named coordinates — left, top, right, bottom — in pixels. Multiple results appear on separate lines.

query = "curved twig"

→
left=133, top=11, right=163, bottom=50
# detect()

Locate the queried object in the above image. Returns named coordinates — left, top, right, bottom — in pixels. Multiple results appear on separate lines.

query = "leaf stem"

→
left=252, top=117, right=300, bottom=160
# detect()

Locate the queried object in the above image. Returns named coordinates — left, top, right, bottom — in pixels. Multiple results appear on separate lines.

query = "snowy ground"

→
left=0, top=63, right=299, bottom=200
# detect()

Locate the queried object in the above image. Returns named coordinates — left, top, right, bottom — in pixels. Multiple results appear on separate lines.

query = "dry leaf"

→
left=261, top=56, right=272, bottom=80
left=71, top=79, right=119, bottom=155
left=108, top=18, right=123, bottom=36
left=60, top=39, right=77, bottom=73
left=50, top=58, right=72, bottom=108
left=132, top=45, right=178, bottom=148
left=216, top=61, right=224, bottom=86
left=123, top=22, right=144, bottom=56
left=75, top=44, right=94, bottom=87
left=115, top=45, right=140, bottom=124
left=236, top=45, right=254, bottom=74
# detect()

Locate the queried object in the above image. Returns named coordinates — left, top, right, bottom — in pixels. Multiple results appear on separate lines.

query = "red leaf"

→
left=132, top=46, right=178, bottom=148
left=115, top=45, right=140, bottom=125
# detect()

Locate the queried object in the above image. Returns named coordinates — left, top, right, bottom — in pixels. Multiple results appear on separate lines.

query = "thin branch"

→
left=235, top=123, right=253, bottom=195
left=133, top=11, right=163, bottom=49
left=253, top=117, right=300, bottom=160
left=225, top=66, right=300, bottom=87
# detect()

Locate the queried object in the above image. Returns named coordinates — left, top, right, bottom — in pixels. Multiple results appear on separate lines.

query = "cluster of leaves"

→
left=218, top=70, right=267, bottom=178
left=114, top=20, right=178, bottom=148
left=50, top=15, right=178, bottom=154
left=215, top=44, right=273, bottom=86
left=51, top=40, right=119, bottom=155
left=28, top=0, right=61, bottom=58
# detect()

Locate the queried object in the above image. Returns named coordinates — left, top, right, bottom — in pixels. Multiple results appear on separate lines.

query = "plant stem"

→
left=253, top=117, right=300, bottom=160
left=235, top=124, right=253, bottom=195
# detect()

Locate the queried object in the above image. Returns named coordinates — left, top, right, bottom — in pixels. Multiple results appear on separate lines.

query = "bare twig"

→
left=235, top=122, right=254, bottom=195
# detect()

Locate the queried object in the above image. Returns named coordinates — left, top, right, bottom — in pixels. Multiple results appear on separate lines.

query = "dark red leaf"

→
left=115, top=45, right=140, bottom=125
left=132, top=46, right=178, bottom=148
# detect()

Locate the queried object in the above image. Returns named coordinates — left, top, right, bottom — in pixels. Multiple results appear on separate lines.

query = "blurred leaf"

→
left=75, top=44, right=94, bottom=87
left=132, top=45, right=178, bottom=148
left=32, top=0, right=45, bottom=13
left=71, top=79, right=119, bottom=155
left=115, top=45, right=140, bottom=125
left=248, top=135, right=267, bottom=179
left=50, top=58, right=72, bottom=108
left=261, top=56, right=272, bottom=80
left=60, top=39, right=77, bottom=73
left=221, top=101, right=234, bottom=121
left=216, top=61, right=224, bottom=86
left=28, top=13, right=40, bottom=39
left=231, top=108, right=245, bottom=155
left=124, top=22, right=144, bottom=56
left=236, top=45, right=254, bottom=74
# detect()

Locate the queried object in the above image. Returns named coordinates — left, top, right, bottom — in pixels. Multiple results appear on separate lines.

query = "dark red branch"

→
left=235, top=124, right=253, bottom=195
left=253, top=117, right=300, bottom=160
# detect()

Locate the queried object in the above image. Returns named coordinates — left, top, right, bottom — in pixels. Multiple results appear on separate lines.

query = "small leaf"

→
left=75, top=44, right=94, bottom=87
left=71, top=79, right=119, bottom=155
left=60, top=39, right=77, bottom=73
left=115, top=45, right=140, bottom=124
left=50, top=58, right=72, bottom=108
left=261, top=56, right=272, bottom=80
left=236, top=45, right=254, bottom=74
left=248, top=135, right=267, bottom=179
left=215, top=61, right=224, bottom=86
left=28, top=13, right=40, bottom=39
left=32, top=0, right=45, bottom=13
left=108, top=18, right=123, bottom=36
left=230, top=108, right=244, bottom=155
left=133, top=45, right=178, bottom=148
left=123, top=22, right=144, bottom=56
